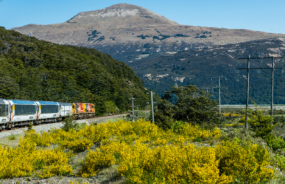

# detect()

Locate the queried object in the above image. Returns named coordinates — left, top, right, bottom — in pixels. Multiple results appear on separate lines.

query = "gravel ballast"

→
left=0, top=113, right=128, bottom=139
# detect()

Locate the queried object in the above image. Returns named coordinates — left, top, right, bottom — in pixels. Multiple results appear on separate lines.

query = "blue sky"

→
left=1, top=0, right=284, bottom=34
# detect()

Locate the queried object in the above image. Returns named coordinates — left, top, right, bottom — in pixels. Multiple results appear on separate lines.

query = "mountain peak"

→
left=67, top=3, right=178, bottom=25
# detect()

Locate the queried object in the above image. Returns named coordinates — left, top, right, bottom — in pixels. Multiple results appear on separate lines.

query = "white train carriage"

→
left=35, top=101, right=60, bottom=123
left=59, top=102, right=73, bottom=118
left=0, top=99, right=10, bottom=130
left=8, top=99, right=38, bottom=128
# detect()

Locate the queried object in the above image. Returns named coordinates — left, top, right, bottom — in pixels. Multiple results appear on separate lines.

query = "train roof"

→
left=73, top=102, right=93, bottom=104
left=58, top=102, right=72, bottom=106
left=11, top=100, right=36, bottom=105
left=37, top=101, right=58, bottom=105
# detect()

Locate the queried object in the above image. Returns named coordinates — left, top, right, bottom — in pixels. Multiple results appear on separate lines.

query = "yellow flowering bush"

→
left=224, top=123, right=245, bottom=127
left=80, top=142, right=120, bottom=177
left=61, top=138, right=93, bottom=153
left=0, top=119, right=276, bottom=183
left=115, top=142, right=232, bottom=184
left=0, top=138, right=72, bottom=179
left=216, top=141, right=274, bottom=183
left=223, top=113, right=240, bottom=117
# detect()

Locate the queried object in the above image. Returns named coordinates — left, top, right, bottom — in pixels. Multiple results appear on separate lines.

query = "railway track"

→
left=0, top=113, right=129, bottom=138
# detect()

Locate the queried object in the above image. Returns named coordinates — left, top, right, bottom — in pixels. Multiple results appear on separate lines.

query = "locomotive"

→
left=0, top=98, right=95, bottom=130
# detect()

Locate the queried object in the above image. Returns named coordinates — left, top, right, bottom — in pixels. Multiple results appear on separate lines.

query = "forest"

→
left=0, top=27, right=148, bottom=115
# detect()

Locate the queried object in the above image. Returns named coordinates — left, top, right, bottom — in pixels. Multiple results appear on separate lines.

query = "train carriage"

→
left=0, top=98, right=95, bottom=130
left=8, top=100, right=38, bottom=128
left=35, top=101, right=60, bottom=123
left=59, top=102, right=73, bottom=118
left=0, top=99, right=9, bottom=130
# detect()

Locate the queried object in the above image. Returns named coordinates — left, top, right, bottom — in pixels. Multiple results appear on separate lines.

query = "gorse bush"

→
left=0, top=119, right=276, bottom=183
left=0, top=137, right=72, bottom=179
left=216, top=141, right=274, bottom=183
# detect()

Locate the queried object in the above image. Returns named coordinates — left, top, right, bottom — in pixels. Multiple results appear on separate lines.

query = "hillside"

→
left=12, top=3, right=285, bottom=63
left=129, top=38, right=285, bottom=104
left=0, top=27, right=148, bottom=115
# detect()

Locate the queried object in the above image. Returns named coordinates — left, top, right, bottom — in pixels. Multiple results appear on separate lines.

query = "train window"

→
left=0, top=104, right=8, bottom=117
left=41, top=105, right=59, bottom=114
left=15, top=105, right=36, bottom=115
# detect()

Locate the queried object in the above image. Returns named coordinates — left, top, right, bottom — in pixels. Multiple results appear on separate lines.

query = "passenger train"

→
left=0, top=99, right=95, bottom=130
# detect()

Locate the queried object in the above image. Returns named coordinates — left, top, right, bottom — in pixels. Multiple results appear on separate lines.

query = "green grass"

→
left=0, top=134, right=23, bottom=147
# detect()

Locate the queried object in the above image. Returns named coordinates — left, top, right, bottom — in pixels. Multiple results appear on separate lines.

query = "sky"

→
left=0, top=0, right=285, bottom=34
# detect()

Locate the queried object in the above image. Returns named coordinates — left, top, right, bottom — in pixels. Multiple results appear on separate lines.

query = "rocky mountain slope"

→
left=129, top=38, right=285, bottom=104
left=11, top=3, right=285, bottom=104
left=12, top=3, right=285, bottom=63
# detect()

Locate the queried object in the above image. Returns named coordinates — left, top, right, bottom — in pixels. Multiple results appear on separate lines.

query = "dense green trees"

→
left=0, top=27, right=148, bottom=115
left=154, top=85, right=219, bottom=129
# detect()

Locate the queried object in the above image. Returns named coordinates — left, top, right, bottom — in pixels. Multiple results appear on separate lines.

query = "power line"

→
left=130, top=97, right=135, bottom=122
left=238, top=55, right=284, bottom=129
left=211, top=76, right=227, bottom=115
left=146, top=91, right=155, bottom=124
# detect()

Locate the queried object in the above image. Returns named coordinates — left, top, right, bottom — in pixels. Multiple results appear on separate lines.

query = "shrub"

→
left=156, top=85, right=219, bottom=129
left=0, top=139, right=72, bottom=179
left=272, top=154, right=285, bottom=171
left=153, top=111, right=175, bottom=130
left=171, top=121, right=187, bottom=134
left=265, top=135, right=285, bottom=151
left=80, top=143, right=117, bottom=178
left=61, top=138, right=93, bottom=153
left=8, top=134, right=16, bottom=140
left=105, top=101, right=118, bottom=114
left=0, top=119, right=276, bottom=182
left=245, top=103, right=275, bottom=138
left=216, top=141, right=274, bottom=183
left=61, top=116, right=77, bottom=132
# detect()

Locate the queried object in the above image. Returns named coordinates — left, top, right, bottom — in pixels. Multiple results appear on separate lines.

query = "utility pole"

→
left=271, top=57, right=274, bottom=119
left=136, top=105, right=140, bottom=119
left=211, top=76, right=227, bottom=115
left=130, top=97, right=135, bottom=122
left=219, top=77, right=221, bottom=114
left=238, top=55, right=284, bottom=128
left=151, top=91, right=154, bottom=124
left=146, top=91, right=155, bottom=124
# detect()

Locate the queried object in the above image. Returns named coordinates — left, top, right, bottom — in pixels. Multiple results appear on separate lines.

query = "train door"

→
left=35, top=102, right=40, bottom=120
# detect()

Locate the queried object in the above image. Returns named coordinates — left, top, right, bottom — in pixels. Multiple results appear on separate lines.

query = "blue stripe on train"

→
left=37, top=101, right=58, bottom=105
left=12, top=100, right=36, bottom=105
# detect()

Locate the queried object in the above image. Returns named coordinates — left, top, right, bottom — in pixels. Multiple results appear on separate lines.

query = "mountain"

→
left=11, top=3, right=285, bottom=104
left=12, top=3, right=285, bottom=63
left=129, top=38, right=285, bottom=104
left=0, top=27, right=148, bottom=115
